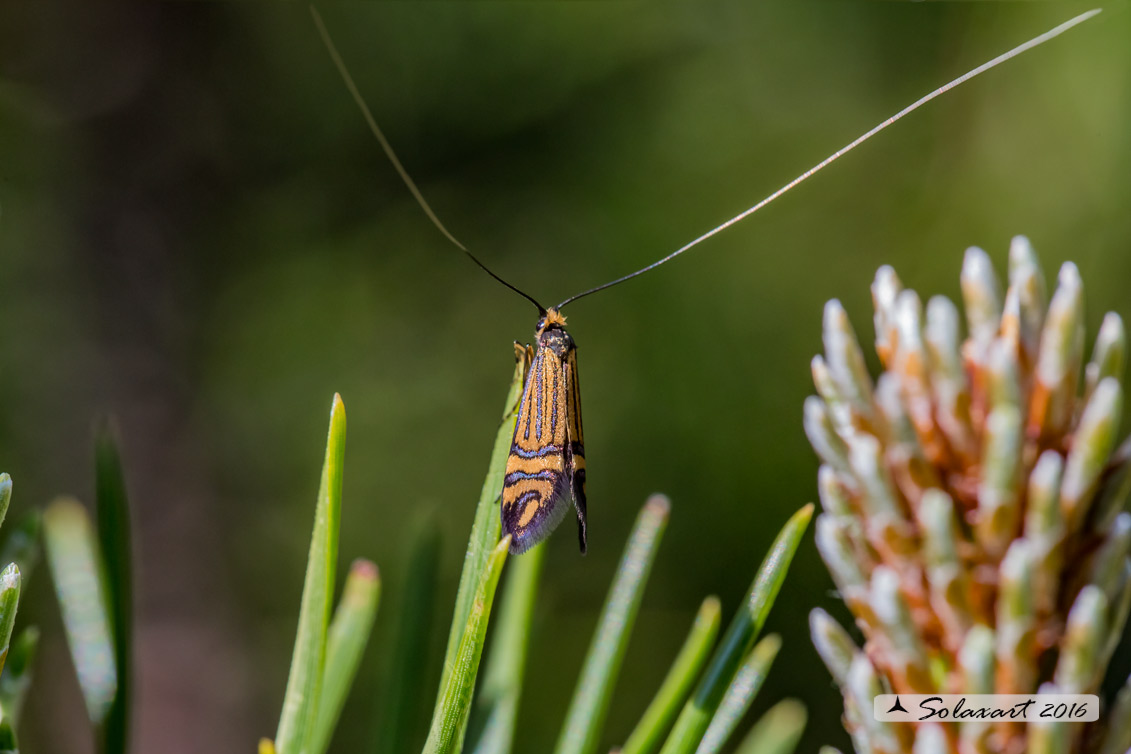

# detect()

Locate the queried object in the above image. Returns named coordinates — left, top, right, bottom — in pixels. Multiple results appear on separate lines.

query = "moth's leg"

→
left=516, top=342, right=535, bottom=368
left=512, top=341, right=536, bottom=380
left=501, top=341, right=534, bottom=425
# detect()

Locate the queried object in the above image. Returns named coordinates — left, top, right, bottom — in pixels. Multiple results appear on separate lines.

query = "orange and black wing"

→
left=502, top=339, right=586, bottom=554
left=563, top=345, right=587, bottom=553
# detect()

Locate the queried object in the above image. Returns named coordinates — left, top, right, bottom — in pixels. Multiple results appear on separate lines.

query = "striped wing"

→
left=564, top=346, right=587, bottom=553
left=502, top=340, right=587, bottom=554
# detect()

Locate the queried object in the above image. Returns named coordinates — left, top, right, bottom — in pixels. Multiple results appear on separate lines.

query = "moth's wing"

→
left=501, top=345, right=573, bottom=554
left=563, top=346, right=587, bottom=554
left=501, top=462, right=572, bottom=555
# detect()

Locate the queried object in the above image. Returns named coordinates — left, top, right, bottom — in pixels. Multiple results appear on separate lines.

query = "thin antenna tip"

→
left=557, top=7, right=1100, bottom=310
left=1068, top=8, right=1103, bottom=24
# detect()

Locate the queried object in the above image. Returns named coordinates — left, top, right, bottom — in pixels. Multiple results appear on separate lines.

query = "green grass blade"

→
left=0, top=626, right=39, bottom=723
left=733, top=700, right=806, bottom=754
left=311, top=559, right=381, bottom=754
left=470, top=541, right=548, bottom=754
left=275, top=394, right=347, bottom=754
left=554, top=495, right=672, bottom=754
left=437, top=355, right=526, bottom=703
left=0, top=564, right=21, bottom=677
left=44, top=498, right=117, bottom=727
left=621, top=596, right=722, bottom=754
left=94, top=423, right=134, bottom=754
left=423, top=536, right=511, bottom=754
left=377, top=519, right=442, bottom=753
left=694, top=634, right=782, bottom=754
left=0, top=511, right=42, bottom=584
left=659, top=504, right=813, bottom=754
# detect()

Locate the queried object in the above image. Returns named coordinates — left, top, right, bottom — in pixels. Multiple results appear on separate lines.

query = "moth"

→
left=503, top=309, right=587, bottom=554
left=312, top=8, right=1099, bottom=554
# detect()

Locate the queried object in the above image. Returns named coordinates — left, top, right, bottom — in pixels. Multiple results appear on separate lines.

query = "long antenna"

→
left=554, top=8, right=1102, bottom=310
left=311, top=6, right=546, bottom=315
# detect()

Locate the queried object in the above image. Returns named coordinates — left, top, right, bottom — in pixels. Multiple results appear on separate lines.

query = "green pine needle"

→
left=377, top=518, right=442, bottom=753
left=423, top=536, right=511, bottom=754
left=44, top=498, right=117, bottom=727
left=0, top=564, right=21, bottom=678
left=696, top=634, right=783, bottom=754
left=310, top=559, right=381, bottom=754
left=658, top=504, right=813, bottom=754
left=621, top=596, right=722, bottom=754
left=554, top=495, right=671, bottom=754
left=734, top=700, right=807, bottom=754
left=471, top=540, right=547, bottom=754
left=436, top=352, right=526, bottom=707
left=275, top=394, right=348, bottom=754
left=94, top=423, right=135, bottom=754
left=0, top=475, right=11, bottom=534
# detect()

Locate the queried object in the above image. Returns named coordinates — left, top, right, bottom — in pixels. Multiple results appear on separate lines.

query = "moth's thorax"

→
left=539, top=326, right=575, bottom=358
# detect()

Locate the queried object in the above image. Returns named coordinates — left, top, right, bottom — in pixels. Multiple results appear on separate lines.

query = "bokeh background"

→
left=2, top=2, right=1130, bottom=752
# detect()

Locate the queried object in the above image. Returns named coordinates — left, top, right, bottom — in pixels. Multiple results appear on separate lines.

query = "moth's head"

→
left=536, top=308, right=568, bottom=336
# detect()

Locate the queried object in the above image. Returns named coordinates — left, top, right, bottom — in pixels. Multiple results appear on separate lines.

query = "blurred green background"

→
left=2, top=2, right=1130, bottom=752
